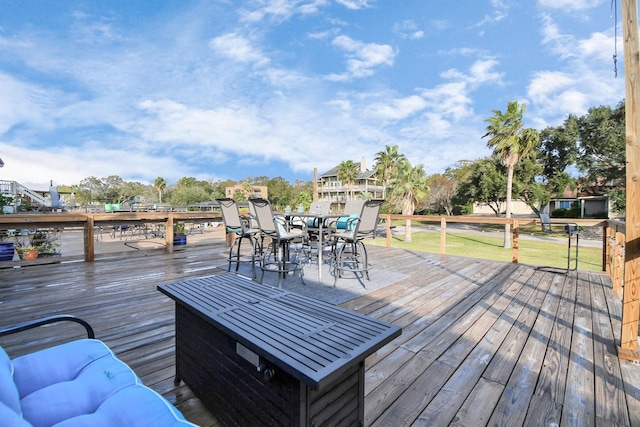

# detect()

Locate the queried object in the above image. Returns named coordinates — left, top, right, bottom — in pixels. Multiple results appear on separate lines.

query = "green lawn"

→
left=370, top=229, right=603, bottom=271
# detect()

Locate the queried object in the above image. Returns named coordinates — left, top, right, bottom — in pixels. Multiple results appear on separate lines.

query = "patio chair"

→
left=0, top=315, right=195, bottom=426
left=249, top=198, right=306, bottom=286
left=330, top=199, right=383, bottom=287
left=217, top=198, right=261, bottom=278
left=540, top=213, right=579, bottom=271
left=329, top=199, right=366, bottom=231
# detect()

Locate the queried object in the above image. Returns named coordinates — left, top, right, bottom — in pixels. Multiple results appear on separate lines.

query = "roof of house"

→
left=320, top=163, right=376, bottom=181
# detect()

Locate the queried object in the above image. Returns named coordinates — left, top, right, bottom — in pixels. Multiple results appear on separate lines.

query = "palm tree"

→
left=337, top=160, right=360, bottom=200
left=153, top=177, right=167, bottom=203
left=374, top=144, right=406, bottom=199
left=388, top=160, right=429, bottom=243
left=483, top=101, right=539, bottom=248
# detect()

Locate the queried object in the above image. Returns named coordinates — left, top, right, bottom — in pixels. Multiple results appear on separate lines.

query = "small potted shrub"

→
left=30, top=229, right=61, bottom=258
left=173, top=223, right=187, bottom=248
left=15, top=229, right=37, bottom=260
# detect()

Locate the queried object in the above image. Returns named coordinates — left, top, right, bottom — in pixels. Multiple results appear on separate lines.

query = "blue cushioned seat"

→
left=336, top=213, right=358, bottom=230
left=0, top=339, right=194, bottom=427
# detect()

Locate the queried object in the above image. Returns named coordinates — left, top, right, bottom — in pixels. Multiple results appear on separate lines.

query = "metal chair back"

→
left=354, top=200, right=383, bottom=239
left=249, top=198, right=280, bottom=237
left=343, top=199, right=365, bottom=215
left=217, top=198, right=247, bottom=233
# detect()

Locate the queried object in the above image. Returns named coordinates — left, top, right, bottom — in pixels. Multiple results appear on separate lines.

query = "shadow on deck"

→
left=0, top=243, right=638, bottom=426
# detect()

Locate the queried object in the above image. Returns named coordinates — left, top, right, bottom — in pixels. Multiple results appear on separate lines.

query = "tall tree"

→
left=387, top=160, right=429, bottom=242
left=427, top=173, right=457, bottom=215
left=154, top=177, right=167, bottom=203
left=337, top=160, right=360, bottom=200
left=455, top=158, right=507, bottom=216
left=574, top=101, right=626, bottom=186
left=374, top=145, right=406, bottom=199
left=483, top=101, right=539, bottom=248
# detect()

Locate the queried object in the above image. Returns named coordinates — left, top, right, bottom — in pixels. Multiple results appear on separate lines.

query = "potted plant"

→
left=0, top=230, right=15, bottom=261
left=15, top=229, right=37, bottom=260
left=30, top=229, right=61, bottom=258
left=173, top=223, right=187, bottom=248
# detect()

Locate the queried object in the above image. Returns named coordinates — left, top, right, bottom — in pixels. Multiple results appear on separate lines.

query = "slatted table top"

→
left=158, top=273, right=402, bottom=389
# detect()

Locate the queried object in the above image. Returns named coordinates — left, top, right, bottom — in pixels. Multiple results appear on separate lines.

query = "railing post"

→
left=605, top=226, right=614, bottom=275
left=166, top=214, right=174, bottom=254
left=385, top=214, right=392, bottom=248
left=84, top=215, right=95, bottom=262
left=614, top=231, right=625, bottom=298
left=440, top=217, right=446, bottom=255
left=512, top=219, right=519, bottom=263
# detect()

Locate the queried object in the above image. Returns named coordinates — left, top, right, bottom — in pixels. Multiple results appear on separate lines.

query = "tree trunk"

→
left=404, top=218, right=412, bottom=243
left=503, top=166, right=513, bottom=249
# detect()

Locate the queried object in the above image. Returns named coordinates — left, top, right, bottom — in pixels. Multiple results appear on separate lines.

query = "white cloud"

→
left=335, top=0, right=372, bottom=10
left=393, top=20, right=424, bottom=40
left=538, top=0, right=604, bottom=11
left=474, top=11, right=507, bottom=27
left=0, top=73, right=51, bottom=134
left=209, top=33, right=270, bottom=66
left=239, top=0, right=329, bottom=23
left=325, top=35, right=395, bottom=80
left=420, top=82, right=474, bottom=122
left=366, top=95, right=427, bottom=120
left=540, top=14, right=576, bottom=59
left=440, top=58, right=504, bottom=87
left=528, top=14, right=623, bottom=126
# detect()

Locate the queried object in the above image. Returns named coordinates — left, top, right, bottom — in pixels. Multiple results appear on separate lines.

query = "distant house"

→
left=317, top=159, right=383, bottom=206
left=472, top=200, right=536, bottom=217
left=472, top=184, right=617, bottom=218
left=225, top=185, right=268, bottom=200
left=547, top=185, right=615, bottom=218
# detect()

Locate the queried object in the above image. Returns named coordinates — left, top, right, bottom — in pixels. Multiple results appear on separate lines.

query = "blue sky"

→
left=0, top=0, right=625, bottom=190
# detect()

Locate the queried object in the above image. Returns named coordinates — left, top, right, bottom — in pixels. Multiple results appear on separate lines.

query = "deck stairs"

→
left=0, top=180, right=52, bottom=207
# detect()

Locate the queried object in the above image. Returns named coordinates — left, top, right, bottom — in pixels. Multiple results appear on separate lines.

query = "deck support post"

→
left=619, top=0, right=640, bottom=361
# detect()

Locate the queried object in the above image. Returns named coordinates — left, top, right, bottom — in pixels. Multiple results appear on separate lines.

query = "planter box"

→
left=38, top=252, right=62, bottom=258
left=0, top=242, right=14, bottom=261
left=173, top=234, right=187, bottom=249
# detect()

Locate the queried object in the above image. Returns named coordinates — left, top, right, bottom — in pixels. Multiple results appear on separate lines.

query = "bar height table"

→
left=285, top=212, right=341, bottom=282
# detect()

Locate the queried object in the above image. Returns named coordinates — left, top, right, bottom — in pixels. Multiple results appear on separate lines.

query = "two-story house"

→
left=317, top=159, right=383, bottom=207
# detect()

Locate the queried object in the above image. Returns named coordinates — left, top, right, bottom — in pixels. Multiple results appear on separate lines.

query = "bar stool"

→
left=330, top=199, right=383, bottom=287
left=217, top=198, right=261, bottom=278
left=249, top=198, right=306, bottom=287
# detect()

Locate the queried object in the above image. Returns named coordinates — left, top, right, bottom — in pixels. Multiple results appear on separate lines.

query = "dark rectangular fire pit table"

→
left=158, top=273, right=401, bottom=426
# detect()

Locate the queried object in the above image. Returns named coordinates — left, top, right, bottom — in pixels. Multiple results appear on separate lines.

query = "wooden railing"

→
left=380, top=214, right=608, bottom=267
left=0, top=212, right=223, bottom=262
left=0, top=212, right=612, bottom=266
left=0, top=212, right=637, bottom=358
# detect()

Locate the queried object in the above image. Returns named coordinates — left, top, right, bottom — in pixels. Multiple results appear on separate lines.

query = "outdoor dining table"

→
left=282, top=212, right=342, bottom=282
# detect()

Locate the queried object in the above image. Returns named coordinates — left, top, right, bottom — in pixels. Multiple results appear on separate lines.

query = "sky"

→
left=0, top=0, right=626, bottom=191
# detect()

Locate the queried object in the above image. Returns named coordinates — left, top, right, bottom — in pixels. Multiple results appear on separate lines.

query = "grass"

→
left=370, top=228, right=603, bottom=271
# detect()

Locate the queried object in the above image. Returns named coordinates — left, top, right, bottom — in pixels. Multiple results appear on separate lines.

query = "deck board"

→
left=0, top=242, right=637, bottom=427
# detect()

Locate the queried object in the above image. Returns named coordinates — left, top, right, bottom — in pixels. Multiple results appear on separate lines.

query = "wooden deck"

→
left=1, top=243, right=638, bottom=426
